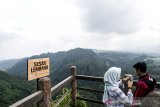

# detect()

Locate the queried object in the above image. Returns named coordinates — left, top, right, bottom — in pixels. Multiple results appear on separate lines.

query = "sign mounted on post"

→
left=27, top=58, right=50, bottom=81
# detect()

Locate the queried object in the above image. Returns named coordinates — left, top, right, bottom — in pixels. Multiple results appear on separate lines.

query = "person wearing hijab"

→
left=102, top=67, right=133, bottom=107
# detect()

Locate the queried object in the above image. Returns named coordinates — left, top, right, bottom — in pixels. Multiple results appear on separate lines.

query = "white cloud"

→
left=76, top=0, right=144, bottom=34
left=0, top=0, right=160, bottom=60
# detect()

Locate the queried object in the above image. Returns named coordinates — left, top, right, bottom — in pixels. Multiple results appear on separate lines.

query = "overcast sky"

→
left=0, top=0, right=160, bottom=60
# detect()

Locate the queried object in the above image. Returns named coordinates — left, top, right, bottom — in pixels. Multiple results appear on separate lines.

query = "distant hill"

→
left=7, top=48, right=107, bottom=85
left=3, top=48, right=160, bottom=107
left=7, top=48, right=156, bottom=84
left=0, top=70, right=35, bottom=107
left=0, top=59, right=19, bottom=71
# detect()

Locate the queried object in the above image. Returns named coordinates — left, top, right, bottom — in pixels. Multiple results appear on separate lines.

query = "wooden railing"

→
left=9, top=66, right=75, bottom=107
left=76, top=75, right=160, bottom=105
left=9, top=66, right=160, bottom=107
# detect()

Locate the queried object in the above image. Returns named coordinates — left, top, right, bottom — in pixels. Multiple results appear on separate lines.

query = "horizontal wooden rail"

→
left=76, top=75, right=160, bottom=89
left=9, top=72, right=160, bottom=107
left=76, top=75, right=103, bottom=82
left=77, top=87, right=104, bottom=93
left=77, top=96, right=103, bottom=104
left=77, top=75, right=138, bottom=84
left=51, top=76, right=73, bottom=96
left=9, top=91, right=43, bottom=107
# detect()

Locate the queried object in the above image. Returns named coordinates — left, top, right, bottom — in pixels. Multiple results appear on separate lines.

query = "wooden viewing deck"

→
left=10, top=66, right=160, bottom=107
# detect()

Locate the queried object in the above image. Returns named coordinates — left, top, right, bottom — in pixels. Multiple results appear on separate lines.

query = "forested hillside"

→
left=1, top=48, right=160, bottom=107
left=0, top=59, right=19, bottom=71
left=0, top=70, right=35, bottom=107
left=7, top=48, right=107, bottom=85
left=8, top=48, right=159, bottom=83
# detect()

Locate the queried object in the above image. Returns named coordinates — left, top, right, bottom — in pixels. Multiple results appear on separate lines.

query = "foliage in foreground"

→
left=51, top=88, right=87, bottom=107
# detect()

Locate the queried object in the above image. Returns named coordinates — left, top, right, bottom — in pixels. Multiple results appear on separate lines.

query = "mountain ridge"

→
left=1, top=48, right=160, bottom=107
left=0, top=59, right=19, bottom=71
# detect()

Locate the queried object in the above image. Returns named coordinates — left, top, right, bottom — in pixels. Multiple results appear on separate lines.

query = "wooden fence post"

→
left=37, top=77, right=51, bottom=107
left=70, top=66, right=77, bottom=107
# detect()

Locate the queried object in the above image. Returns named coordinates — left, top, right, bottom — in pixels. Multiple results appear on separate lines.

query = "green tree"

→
left=51, top=88, right=87, bottom=107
